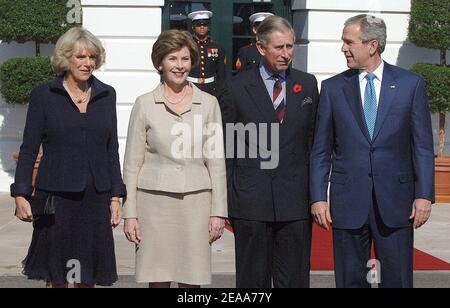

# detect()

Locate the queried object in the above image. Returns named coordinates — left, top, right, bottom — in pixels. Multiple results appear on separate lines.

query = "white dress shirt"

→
left=359, top=60, right=384, bottom=107
left=259, top=63, right=286, bottom=109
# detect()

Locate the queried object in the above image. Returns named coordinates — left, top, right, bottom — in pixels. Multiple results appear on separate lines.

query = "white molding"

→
left=81, top=0, right=164, bottom=7
left=292, top=0, right=411, bottom=12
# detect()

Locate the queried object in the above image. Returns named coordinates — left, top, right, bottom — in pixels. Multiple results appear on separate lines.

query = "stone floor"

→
left=1, top=193, right=449, bottom=288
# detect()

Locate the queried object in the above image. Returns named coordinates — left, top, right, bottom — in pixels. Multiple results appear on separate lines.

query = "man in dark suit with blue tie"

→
left=310, top=14, right=435, bottom=288
left=220, top=16, right=319, bottom=288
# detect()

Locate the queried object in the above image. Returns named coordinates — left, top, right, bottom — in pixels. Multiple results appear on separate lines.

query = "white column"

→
left=81, top=0, right=164, bottom=165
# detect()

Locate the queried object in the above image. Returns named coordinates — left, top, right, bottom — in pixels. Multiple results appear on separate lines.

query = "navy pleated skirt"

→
left=22, top=172, right=118, bottom=286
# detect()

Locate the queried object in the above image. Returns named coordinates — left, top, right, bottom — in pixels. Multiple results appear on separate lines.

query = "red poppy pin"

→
left=293, top=83, right=302, bottom=94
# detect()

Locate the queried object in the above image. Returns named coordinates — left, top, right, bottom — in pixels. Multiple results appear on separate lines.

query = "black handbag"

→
left=29, top=191, right=56, bottom=217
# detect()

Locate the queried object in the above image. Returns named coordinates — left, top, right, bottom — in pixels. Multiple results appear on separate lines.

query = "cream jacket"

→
left=122, top=83, right=228, bottom=219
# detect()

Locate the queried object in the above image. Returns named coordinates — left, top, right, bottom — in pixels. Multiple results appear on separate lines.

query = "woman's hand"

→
left=209, top=216, right=225, bottom=244
left=110, top=199, right=122, bottom=228
left=124, top=218, right=142, bottom=245
left=15, top=197, right=33, bottom=222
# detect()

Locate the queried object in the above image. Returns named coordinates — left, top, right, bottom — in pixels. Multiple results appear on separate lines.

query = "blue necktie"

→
left=364, top=73, right=377, bottom=140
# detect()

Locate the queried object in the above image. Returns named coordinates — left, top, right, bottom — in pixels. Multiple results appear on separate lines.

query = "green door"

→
left=162, top=0, right=292, bottom=76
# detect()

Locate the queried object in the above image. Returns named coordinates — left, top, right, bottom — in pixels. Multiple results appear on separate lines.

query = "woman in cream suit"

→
left=122, top=30, right=227, bottom=288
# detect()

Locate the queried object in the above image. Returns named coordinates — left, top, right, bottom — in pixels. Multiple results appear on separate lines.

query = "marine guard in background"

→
left=235, top=12, right=273, bottom=72
left=187, top=10, right=226, bottom=96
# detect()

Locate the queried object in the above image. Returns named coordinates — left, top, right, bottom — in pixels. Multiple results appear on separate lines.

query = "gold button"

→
left=201, top=61, right=204, bottom=65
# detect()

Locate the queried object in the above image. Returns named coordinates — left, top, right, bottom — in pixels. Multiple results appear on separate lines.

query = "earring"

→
left=158, top=66, right=163, bottom=71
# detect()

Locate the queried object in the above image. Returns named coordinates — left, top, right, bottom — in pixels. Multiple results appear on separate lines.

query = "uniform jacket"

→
left=189, top=36, right=226, bottom=96
left=236, top=41, right=261, bottom=72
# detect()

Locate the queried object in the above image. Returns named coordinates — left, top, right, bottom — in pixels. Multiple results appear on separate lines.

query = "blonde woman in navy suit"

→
left=12, top=27, right=126, bottom=288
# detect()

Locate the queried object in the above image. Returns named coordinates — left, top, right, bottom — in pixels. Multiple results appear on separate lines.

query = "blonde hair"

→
left=152, top=29, right=200, bottom=74
left=51, top=27, right=105, bottom=75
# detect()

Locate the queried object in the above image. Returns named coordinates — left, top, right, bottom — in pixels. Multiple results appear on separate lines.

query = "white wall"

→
left=0, top=0, right=164, bottom=192
left=81, top=0, right=164, bottom=168
left=292, top=0, right=450, bottom=156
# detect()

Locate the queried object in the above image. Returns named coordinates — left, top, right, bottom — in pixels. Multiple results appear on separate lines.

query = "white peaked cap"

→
left=188, top=10, right=213, bottom=21
left=249, top=12, right=274, bottom=24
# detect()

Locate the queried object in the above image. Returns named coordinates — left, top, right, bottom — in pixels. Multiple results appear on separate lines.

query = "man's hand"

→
left=209, top=216, right=225, bottom=244
left=410, top=198, right=432, bottom=229
left=311, top=201, right=332, bottom=231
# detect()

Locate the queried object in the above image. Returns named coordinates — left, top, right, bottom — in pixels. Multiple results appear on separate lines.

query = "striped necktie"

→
left=273, top=75, right=286, bottom=123
left=363, top=73, right=377, bottom=139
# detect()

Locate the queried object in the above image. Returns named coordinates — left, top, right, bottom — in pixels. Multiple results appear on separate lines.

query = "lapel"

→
left=342, top=70, right=371, bottom=142
left=282, top=69, right=304, bottom=130
left=372, top=62, right=398, bottom=141
left=244, top=67, right=278, bottom=123
left=50, top=74, right=109, bottom=112
left=284, top=69, right=294, bottom=125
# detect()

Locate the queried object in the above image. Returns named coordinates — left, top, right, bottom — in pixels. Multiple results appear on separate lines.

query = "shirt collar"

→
left=154, top=82, right=202, bottom=105
left=359, top=60, right=384, bottom=83
left=194, top=36, right=210, bottom=44
left=259, top=63, right=286, bottom=81
left=50, top=73, right=108, bottom=100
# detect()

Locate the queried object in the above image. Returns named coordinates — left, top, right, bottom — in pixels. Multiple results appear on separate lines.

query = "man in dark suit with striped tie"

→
left=219, top=16, right=319, bottom=288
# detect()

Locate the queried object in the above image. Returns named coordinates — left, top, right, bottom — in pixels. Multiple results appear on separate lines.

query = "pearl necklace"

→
left=163, top=84, right=188, bottom=105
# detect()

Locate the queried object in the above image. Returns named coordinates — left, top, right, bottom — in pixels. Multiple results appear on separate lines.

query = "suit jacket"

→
left=219, top=66, right=319, bottom=222
left=11, top=75, right=126, bottom=197
left=122, top=83, right=228, bottom=219
left=310, top=62, right=435, bottom=229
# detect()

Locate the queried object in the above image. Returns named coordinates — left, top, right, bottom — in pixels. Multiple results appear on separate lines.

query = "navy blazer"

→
left=310, top=62, right=435, bottom=229
left=11, top=75, right=126, bottom=198
left=219, top=67, right=319, bottom=222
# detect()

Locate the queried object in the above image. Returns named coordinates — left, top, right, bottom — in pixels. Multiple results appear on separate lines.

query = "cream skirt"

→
left=135, top=189, right=212, bottom=285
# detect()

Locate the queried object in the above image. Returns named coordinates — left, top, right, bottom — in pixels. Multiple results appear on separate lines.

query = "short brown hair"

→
left=52, top=27, right=105, bottom=75
left=151, top=30, right=200, bottom=74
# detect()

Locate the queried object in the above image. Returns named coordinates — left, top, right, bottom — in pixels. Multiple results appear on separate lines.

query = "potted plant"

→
left=408, top=0, right=450, bottom=202
left=0, top=0, right=81, bottom=189
left=0, top=0, right=80, bottom=56
left=1, top=58, right=52, bottom=190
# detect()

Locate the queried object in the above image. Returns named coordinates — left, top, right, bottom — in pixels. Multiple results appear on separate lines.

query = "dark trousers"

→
left=232, top=218, right=312, bottom=288
left=333, top=195, right=414, bottom=288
